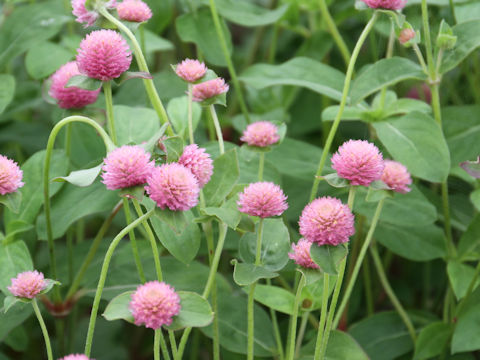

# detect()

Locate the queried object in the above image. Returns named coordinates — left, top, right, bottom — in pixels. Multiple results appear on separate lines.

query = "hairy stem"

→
left=188, top=83, right=194, bottom=144
left=313, top=273, right=330, bottom=359
left=209, top=105, right=225, bottom=155
left=286, top=274, right=306, bottom=360
left=123, top=198, right=146, bottom=283
left=318, top=0, right=350, bottom=66
left=33, top=299, right=53, bottom=360
left=103, top=80, right=117, bottom=145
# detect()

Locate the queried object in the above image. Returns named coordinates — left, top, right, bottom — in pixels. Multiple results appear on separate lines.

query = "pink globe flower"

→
left=381, top=160, right=412, bottom=194
left=299, top=197, right=355, bottom=246
left=0, top=155, right=24, bottom=195
left=178, top=144, right=213, bottom=188
left=237, top=182, right=288, bottom=218
left=192, top=78, right=229, bottom=102
left=240, top=121, right=280, bottom=148
left=362, top=0, right=406, bottom=10
left=289, top=239, right=319, bottom=269
left=76, top=30, right=132, bottom=81
left=49, top=62, right=100, bottom=109
left=71, top=0, right=117, bottom=27
left=8, top=271, right=47, bottom=299
left=175, top=59, right=207, bottom=83
left=117, top=0, right=152, bottom=22
left=59, top=355, right=92, bottom=360
left=331, top=140, right=384, bottom=186
left=145, top=163, right=200, bottom=211
left=101, top=146, right=155, bottom=190
left=129, top=281, right=181, bottom=330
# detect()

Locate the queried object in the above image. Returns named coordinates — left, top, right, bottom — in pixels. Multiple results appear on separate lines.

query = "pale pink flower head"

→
left=237, top=182, right=288, bottom=218
left=178, top=144, right=213, bottom=188
left=0, top=155, right=24, bottom=195
left=59, top=355, right=93, bottom=360
left=76, top=30, right=132, bottom=81
left=289, top=239, right=319, bottom=269
left=71, top=0, right=117, bottom=27
left=8, top=271, right=47, bottom=299
left=399, top=28, right=416, bottom=44
left=381, top=160, right=412, bottom=194
left=145, top=163, right=200, bottom=211
left=240, top=121, right=280, bottom=148
left=362, top=0, right=406, bottom=10
left=299, top=196, right=355, bottom=246
left=175, top=59, right=207, bottom=83
left=101, top=146, right=155, bottom=190
left=49, top=62, right=100, bottom=109
left=129, top=281, right=181, bottom=330
left=117, top=0, right=152, bottom=22
left=331, top=140, right=384, bottom=186
left=192, top=78, right=229, bottom=102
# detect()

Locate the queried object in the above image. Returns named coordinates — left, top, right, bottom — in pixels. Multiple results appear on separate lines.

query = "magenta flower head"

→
left=76, top=30, right=132, bottom=81
left=117, top=0, right=152, bottom=22
left=362, top=0, right=406, bottom=10
left=299, top=197, right=355, bottom=246
left=101, top=146, right=155, bottom=190
left=175, top=59, right=207, bottom=83
left=331, top=140, right=384, bottom=186
left=8, top=271, right=47, bottom=299
left=0, top=155, right=24, bottom=195
left=49, top=61, right=100, bottom=109
left=71, top=0, right=117, bottom=27
left=146, top=163, right=200, bottom=211
left=129, top=281, right=181, bottom=330
left=240, top=121, right=280, bottom=148
left=381, top=160, right=412, bottom=194
left=59, top=355, right=92, bottom=360
left=237, top=182, right=288, bottom=218
left=192, top=78, right=229, bottom=102
left=289, top=239, right=319, bottom=269
left=178, top=144, right=213, bottom=188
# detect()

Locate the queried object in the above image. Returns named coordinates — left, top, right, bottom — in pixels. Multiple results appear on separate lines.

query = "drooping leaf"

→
left=0, top=74, right=15, bottom=115
left=232, top=260, right=278, bottom=286
left=52, top=163, right=103, bottom=187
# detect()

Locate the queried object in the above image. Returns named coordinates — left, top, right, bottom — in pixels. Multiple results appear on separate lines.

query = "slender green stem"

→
left=347, top=186, right=357, bottom=210
left=169, top=330, right=178, bottom=360
left=267, top=280, right=284, bottom=360
left=159, top=330, right=171, bottom=360
left=378, top=21, right=395, bottom=110
left=287, top=274, right=306, bottom=360
left=209, top=105, right=224, bottom=155
left=187, top=83, right=194, bottom=144
left=333, top=198, right=385, bottom=328
left=421, top=0, right=436, bottom=78
left=294, top=312, right=310, bottom=359
left=255, top=219, right=264, bottom=266
left=32, top=299, right=53, bottom=360
left=64, top=123, right=72, bottom=158
left=258, top=152, right=265, bottom=181
left=318, top=0, right=350, bottom=66
left=139, top=24, right=146, bottom=54
left=363, top=256, right=374, bottom=316
left=412, top=44, right=429, bottom=74
left=84, top=208, right=155, bottom=357
left=268, top=24, right=280, bottom=63
left=435, top=49, right=444, bottom=78
left=313, top=273, right=330, bottom=359
left=123, top=198, right=146, bottom=283
left=67, top=228, right=74, bottom=284
left=207, top=0, right=251, bottom=123
left=309, top=12, right=379, bottom=201
left=449, top=0, right=457, bottom=24
left=103, top=81, right=117, bottom=145
left=370, top=243, right=416, bottom=343
left=154, top=329, right=161, bottom=360
left=455, top=260, right=480, bottom=316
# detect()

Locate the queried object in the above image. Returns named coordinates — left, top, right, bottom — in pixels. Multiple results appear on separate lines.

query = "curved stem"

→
left=209, top=105, right=224, bottom=155
left=313, top=273, right=330, bottom=360
left=32, top=299, right=53, bottom=360
left=286, top=274, right=306, bottom=360
left=187, top=83, right=194, bottom=144
left=154, top=329, right=161, bottom=360
left=123, top=198, right=146, bottom=283
left=309, top=12, right=378, bottom=201
left=103, top=80, right=117, bottom=145
left=84, top=208, right=155, bottom=357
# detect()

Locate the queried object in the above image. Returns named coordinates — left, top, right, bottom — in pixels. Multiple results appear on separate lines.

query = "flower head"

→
left=237, top=182, right=288, bottom=218
left=178, top=144, right=213, bottom=188
left=117, top=0, right=152, bottom=22
left=399, top=28, right=416, bottom=44
left=299, top=197, right=355, bottom=246
left=71, top=0, right=117, bottom=27
left=331, top=140, right=384, bottom=186
left=240, top=121, right=280, bottom=148
left=129, top=281, right=181, bottom=330
left=192, top=78, right=229, bottom=102
left=381, top=160, right=412, bottom=193
left=289, top=239, right=319, bottom=269
left=59, top=355, right=93, bottom=360
left=146, top=163, right=200, bottom=211
left=76, top=30, right=132, bottom=81
left=8, top=271, right=47, bottom=299
left=175, top=59, right=207, bottom=83
left=0, top=155, right=24, bottom=195
left=49, top=61, right=100, bottom=109
left=362, top=0, right=406, bottom=10
left=102, top=146, right=155, bottom=190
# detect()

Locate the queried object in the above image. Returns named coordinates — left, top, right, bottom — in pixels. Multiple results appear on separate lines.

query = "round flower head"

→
left=72, top=0, right=117, bottom=27
left=101, top=146, right=155, bottom=190
left=76, top=30, right=132, bottom=81
left=299, top=197, right=355, bottom=246
left=49, top=62, right=100, bottom=109
left=0, top=155, right=24, bottom=195
left=129, top=281, right=181, bottom=330
left=237, top=182, right=288, bottom=218
left=178, top=144, right=213, bottom=188
left=381, top=160, right=412, bottom=194
left=240, top=121, right=280, bottom=148
left=331, top=140, right=384, bottom=186
left=362, top=0, right=406, bottom=10
left=192, top=78, right=229, bottom=102
left=117, top=0, right=152, bottom=22
left=8, top=271, right=47, bottom=299
left=399, top=28, right=416, bottom=44
left=289, top=239, right=319, bottom=269
left=175, top=59, right=207, bottom=83
left=145, top=163, right=200, bottom=211
left=59, top=355, right=92, bottom=360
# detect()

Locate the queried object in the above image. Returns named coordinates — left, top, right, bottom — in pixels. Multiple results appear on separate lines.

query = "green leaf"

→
left=310, top=244, right=348, bottom=275
left=152, top=205, right=188, bottom=234
left=452, top=288, right=480, bottom=353
left=2, top=221, right=33, bottom=245
left=143, top=29, right=174, bottom=53
left=139, top=123, right=170, bottom=154
left=0, top=74, right=15, bottom=115
left=252, top=284, right=295, bottom=315
left=413, top=322, right=451, bottom=360
left=3, top=296, right=23, bottom=313
left=322, top=105, right=369, bottom=122
left=162, top=136, right=184, bottom=163
left=66, top=75, right=102, bottom=91
left=0, top=296, right=32, bottom=342
left=441, top=20, right=480, bottom=74
left=322, top=173, right=350, bottom=188
left=471, top=189, right=480, bottom=212
left=350, top=57, right=427, bottom=104
left=373, top=112, right=451, bottom=183
left=119, top=185, right=145, bottom=202
left=383, top=99, right=431, bottom=118
left=113, top=105, right=161, bottom=146
left=0, top=241, right=33, bottom=296
left=457, top=214, right=480, bottom=260
left=447, top=261, right=480, bottom=300
left=165, top=291, right=213, bottom=330
left=202, top=195, right=242, bottom=230
left=240, top=57, right=345, bottom=101
left=114, top=71, right=153, bottom=86
left=102, top=291, right=134, bottom=323
left=167, top=96, right=202, bottom=141
left=232, top=260, right=278, bottom=286
left=52, top=164, right=103, bottom=187
left=25, top=41, right=72, bottom=79
left=324, top=330, right=370, bottom=360
left=0, top=192, right=21, bottom=214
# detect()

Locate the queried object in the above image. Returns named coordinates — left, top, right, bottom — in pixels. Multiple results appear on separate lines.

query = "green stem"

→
left=32, top=299, right=53, bottom=360
left=123, top=198, right=146, bottom=283
left=449, top=0, right=457, bottom=24
left=267, top=280, right=285, bottom=360
left=286, top=274, right=306, bottom=360
left=313, top=273, right=330, bottom=360
left=294, top=312, right=310, bottom=359
left=169, top=330, right=178, bottom=360
left=421, top=0, right=436, bottom=78
left=154, top=329, right=161, bottom=360
left=318, top=0, right=350, bottom=66
left=103, top=81, right=117, bottom=145
left=268, top=24, right=280, bottom=63
left=84, top=208, right=155, bottom=357
left=258, top=152, right=265, bottom=181
left=378, top=21, right=395, bottom=110
left=159, top=330, right=171, bottom=360
left=412, top=43, right=429, bottom=75
left=209, top=105, right=225, bottom=155
left=64, top=123, right=72, bottom=158
left=347, top=186, right=357, bottom=210
left=188, top=83, right=194, bottom=144
left=309, top=12, right=379, bottom=201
